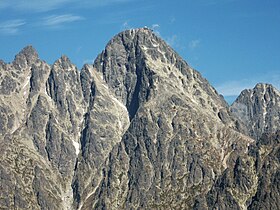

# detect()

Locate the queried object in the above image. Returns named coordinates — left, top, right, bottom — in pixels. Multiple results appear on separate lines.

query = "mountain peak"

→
left=231, top=83, right=280, bottom=139
left=52, top=55, right=75, bottom=71
left=106, top=27, right=166, bottom=51
left=94, top=28, right=235, bottom=125
left=1, top=30, right=280, bottom=210
left=117, top=27, right=154, bottom=36
left=58, top=55, right=71, bottom=63
left=16, top=45, right=38, bottom=61
left=13, top=45, right=39, bottom=68
left=19, top=45, right=38, bottom=56
left=254, top=83, right=274, bottom=90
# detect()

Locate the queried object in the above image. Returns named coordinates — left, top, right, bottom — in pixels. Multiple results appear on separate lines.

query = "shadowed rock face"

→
left=0, top=29, right=279, bottom=210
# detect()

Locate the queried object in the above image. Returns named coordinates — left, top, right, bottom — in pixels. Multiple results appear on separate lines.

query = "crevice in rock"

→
left=45, top=114, right=52, bottom=162
left=80, top=114, right=89, bottom=159
left=127, top=43, right=146, bottom=120
left=128, top=65, right=141, bottom=120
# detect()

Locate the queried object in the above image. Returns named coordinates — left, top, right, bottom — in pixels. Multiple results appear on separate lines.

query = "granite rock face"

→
left=0, top=29, right=279, bottom=210
left=230, top=83, right=280, bottom=139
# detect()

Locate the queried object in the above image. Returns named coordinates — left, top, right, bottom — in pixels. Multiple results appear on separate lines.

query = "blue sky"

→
left=0, top=0, right=280, bottom=103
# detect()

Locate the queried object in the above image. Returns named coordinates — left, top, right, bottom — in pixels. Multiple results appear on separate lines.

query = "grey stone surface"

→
left=0, top=28, right=279, bottom=210
left=230, top=83, right=280, bottom=139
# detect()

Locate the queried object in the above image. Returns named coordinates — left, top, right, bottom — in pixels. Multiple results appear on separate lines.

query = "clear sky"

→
left=0, top=0, right=279, bottom=103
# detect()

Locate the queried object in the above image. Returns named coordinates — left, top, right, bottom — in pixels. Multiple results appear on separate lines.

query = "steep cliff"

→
left=231, top=83, right=280, bottom=139
left=0, top=28, right=279, bottom=210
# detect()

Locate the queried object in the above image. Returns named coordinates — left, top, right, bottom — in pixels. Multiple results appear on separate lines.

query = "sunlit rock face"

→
left=0, top=29, right=279, bottom=210
left=231, top=83, right=280, bottom=140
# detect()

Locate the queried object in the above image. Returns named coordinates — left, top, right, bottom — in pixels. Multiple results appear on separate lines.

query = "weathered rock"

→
left=76, top=28, right=252, bottom=209
left=248, top=131, right=280, bottom=210
left=0, top=28, right=279, bottom=210
left=231, top=83, right=280, bottom=139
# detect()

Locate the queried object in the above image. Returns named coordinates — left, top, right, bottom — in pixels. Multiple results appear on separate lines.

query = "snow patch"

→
left=72, top=140, right=80, bottom=156
left=102, top=84, right=109, bottom=89
left=61, top=185, right=74, bottom=210
left=263, top=110, right=267, bottom=118
left=11, top=124, right=19, bottom=134
left=112, top=97, right=127, bottom=111
left=111, top=96, right=130, bottom=135
left=152, top=42, right=159, bottom=48
left=23, top=76, right=30, bottom=89
left=44, top=88, right=53, bottom=101
left=141, top=45, right=148, bottom=51
left=262, top=88, right=267, bottom=123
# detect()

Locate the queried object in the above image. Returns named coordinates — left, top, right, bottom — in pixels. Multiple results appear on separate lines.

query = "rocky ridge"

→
left=231, top=83, right=280, bottom=139
left=0, top=28, right=279, bottom=209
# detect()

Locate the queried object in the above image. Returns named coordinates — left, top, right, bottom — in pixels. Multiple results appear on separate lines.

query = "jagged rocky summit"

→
left=0, top=28, right=279, bottom=210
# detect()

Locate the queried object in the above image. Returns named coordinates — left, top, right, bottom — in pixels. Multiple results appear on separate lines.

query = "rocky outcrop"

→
left=229, top=84, right=280, bottom=209
left=0, top=29, right=279, bottom=210
left=78, top=28, right=251, bottom=209
left=230, top=83, right=280, bottom=139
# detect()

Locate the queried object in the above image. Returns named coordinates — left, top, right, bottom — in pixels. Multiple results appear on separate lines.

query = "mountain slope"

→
left=229, top=83, right=280, bottom=209
left=0, top=29, right=279, bottom=210
left=230, top=83, right=280, bottom=139
left=74, top=28, right=252, bottom=209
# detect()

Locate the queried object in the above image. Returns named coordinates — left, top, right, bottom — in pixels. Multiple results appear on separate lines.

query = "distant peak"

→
left=59, top=55, right=71, bottom=62
left=254, top=83, right=274, bottom=90
left=0, top=59, right=6, bottom=65
left=121, top=27, right=154, bottom=35
left=109, top=27, right=159, bottom=45
left=235, top=83, right=280, bottom=105
left=20, top=45, right=37, bottom=54
left=53, top=55, right=72, bottom=65
left=18, top=46, right=38, bottom=60
left=14, top=45, right=39, bottom=66
left=53, top=55, right=75, bottom=71
left=130, top=27, right=154, bottom=34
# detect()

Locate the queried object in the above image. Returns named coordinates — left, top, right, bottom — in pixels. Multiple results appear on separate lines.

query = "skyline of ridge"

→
left=0, top=0, right=279, bottom=103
